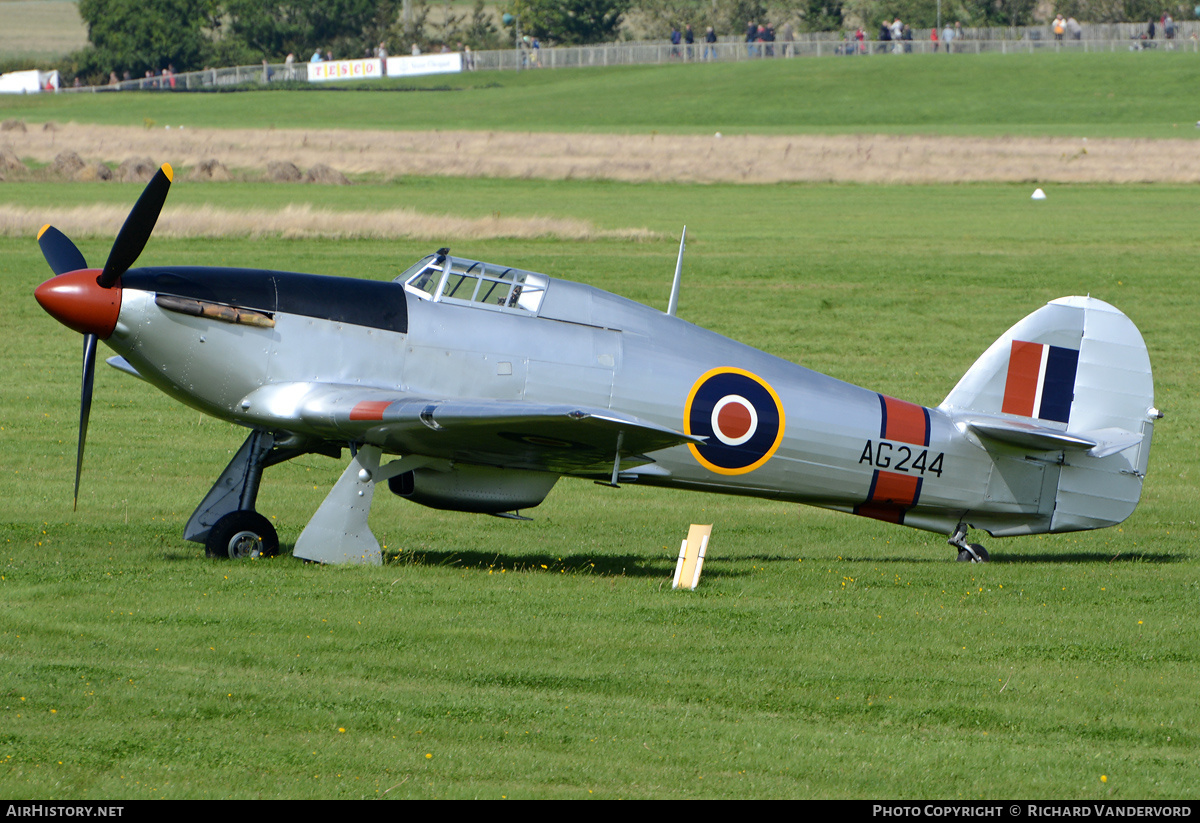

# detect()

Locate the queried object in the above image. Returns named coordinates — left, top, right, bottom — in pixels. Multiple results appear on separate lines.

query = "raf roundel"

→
left=684, top=367, right=785, bottom=474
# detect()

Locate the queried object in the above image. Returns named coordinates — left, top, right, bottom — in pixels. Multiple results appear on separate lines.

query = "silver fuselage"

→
left=103, top=262, right=1066, bottom=538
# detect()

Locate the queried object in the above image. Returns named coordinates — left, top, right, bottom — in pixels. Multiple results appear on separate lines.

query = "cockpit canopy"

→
left=397, top=251, right=548, bottom=315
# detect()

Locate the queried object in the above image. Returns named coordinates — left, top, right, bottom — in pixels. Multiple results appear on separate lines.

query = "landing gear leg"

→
left=293, top=445, right=383, bottom=566
left=186, top=430, right=276, bottom=557
left=948, top=523, right=989, bottom=563
left=292, top=448, right=438, bottom=566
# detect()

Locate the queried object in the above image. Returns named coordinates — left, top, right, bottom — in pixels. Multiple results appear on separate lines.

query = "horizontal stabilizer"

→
left=967, top=418, right=1142, bottom=459
left=1077, top=427, right=1146, bottom=459
left=967, top=418, right=1096, bottom=452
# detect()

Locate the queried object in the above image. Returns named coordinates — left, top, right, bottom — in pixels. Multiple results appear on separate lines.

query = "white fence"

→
left=469, top=35, right=1198, bottom=71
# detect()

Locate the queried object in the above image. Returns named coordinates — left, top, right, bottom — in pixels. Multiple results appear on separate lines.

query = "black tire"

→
left=956, top=544, right=990, bottom=563
left=206, top=511, right=279, bottom=559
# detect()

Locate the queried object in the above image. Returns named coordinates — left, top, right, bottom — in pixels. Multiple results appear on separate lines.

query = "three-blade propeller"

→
left=37, top=164, right=173, bottom=509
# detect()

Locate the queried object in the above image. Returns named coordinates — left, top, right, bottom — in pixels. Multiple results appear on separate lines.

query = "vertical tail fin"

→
left=941, top=296, right=1157, bottom=532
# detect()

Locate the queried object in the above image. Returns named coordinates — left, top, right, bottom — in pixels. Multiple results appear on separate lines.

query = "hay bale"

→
left=304, top=163, right=351, bottom=185
left=51, top=151, right=86, bottom=177
left=0, top=146, right=26, bottom=173
left=188, top=158, right=232, bottom=181
left=75, top=163, right=113, bottom=182
left=117, top=157, right=157, bottom=182
left=267, top=160, right=303, bottom=182
left=1, top=119, right=26, bottom=133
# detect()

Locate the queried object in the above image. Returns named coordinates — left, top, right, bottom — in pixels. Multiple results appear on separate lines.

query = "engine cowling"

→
left=387, top=465, right=558, bottom=514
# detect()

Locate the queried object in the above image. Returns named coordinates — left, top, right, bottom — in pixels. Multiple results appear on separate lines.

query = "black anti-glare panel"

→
left=123, top=267, right=409, bottom=334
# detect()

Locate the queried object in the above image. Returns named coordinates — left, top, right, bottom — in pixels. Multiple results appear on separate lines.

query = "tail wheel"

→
left=206, top=511, right=279, bottom=559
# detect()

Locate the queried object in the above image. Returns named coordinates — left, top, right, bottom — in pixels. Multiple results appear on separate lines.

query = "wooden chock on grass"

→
left=672, top=524, right=712, bottom=590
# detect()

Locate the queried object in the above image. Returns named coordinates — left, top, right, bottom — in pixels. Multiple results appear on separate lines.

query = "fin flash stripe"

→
left=1002, top=340, right=1079, bottom=424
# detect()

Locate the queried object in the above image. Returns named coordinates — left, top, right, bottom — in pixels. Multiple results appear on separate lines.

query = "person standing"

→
left=685, top=24, right=695, bottom=60
left=704, top=26, right=717, bottom=60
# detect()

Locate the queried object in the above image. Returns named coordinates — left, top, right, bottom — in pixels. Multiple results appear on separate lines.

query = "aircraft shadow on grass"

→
left=987, top=550, right=1182, bottom=565
left=354, top=547, right=744, bottom=578
left=833, top=551, right=1182, bottom=564
left=160, top=543, right=1182, bottom=571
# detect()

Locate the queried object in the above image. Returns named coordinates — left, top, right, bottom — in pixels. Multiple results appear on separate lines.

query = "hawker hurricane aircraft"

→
left=34, top=166, right=1159, bottom=564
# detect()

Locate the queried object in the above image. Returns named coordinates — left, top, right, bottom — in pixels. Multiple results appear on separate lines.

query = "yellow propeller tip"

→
left=37, top=224, right=50, bottom=240
left=162, top=163, right=174, bottom=182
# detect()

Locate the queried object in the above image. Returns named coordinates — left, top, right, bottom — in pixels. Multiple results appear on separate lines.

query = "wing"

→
left=243, top=382, right=702, bottom=474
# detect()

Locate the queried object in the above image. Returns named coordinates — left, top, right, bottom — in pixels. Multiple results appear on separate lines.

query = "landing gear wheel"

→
left=956, top=543, right=990, bottom=563
left=206, top=511, right=279, bottom=559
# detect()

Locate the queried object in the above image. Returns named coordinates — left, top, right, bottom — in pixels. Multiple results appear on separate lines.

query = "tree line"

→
left=56, top=0, right=1197, bottom=83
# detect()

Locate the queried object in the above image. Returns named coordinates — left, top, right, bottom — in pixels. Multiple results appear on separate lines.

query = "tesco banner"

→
left=385, top=53, right=462, bottom=77
left=308, top=59, right=383, bottom=82
left=307, top=54, right=462, bottom=84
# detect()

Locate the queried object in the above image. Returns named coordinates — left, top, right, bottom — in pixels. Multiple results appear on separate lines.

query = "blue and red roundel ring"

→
left=684, top=367, right=786, bottom=475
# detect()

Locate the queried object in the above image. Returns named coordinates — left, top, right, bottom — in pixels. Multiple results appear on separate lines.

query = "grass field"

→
left=4, top=178, right=1198, bottom=799
left=2, top=55, right=1199, bottom=799
left=4, top=51, right=1200, bottom=138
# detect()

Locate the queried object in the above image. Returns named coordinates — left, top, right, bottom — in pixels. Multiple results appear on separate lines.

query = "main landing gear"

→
left=949, top=523, right=989, bottom=563
left=185, top=429, right=432, bottom=564
left=185, top=429, right=332, bottom=560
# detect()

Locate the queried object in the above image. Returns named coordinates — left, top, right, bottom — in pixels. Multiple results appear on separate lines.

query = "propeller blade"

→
left=37, top=224, right=88, bottom=275
left=97, top=164, right=173, bottom=288
left=74, top=333, right=98, bottom=511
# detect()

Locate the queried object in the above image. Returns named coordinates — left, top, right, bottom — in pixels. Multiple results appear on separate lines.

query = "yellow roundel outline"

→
left=684, top=366, right=786, bottom=475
